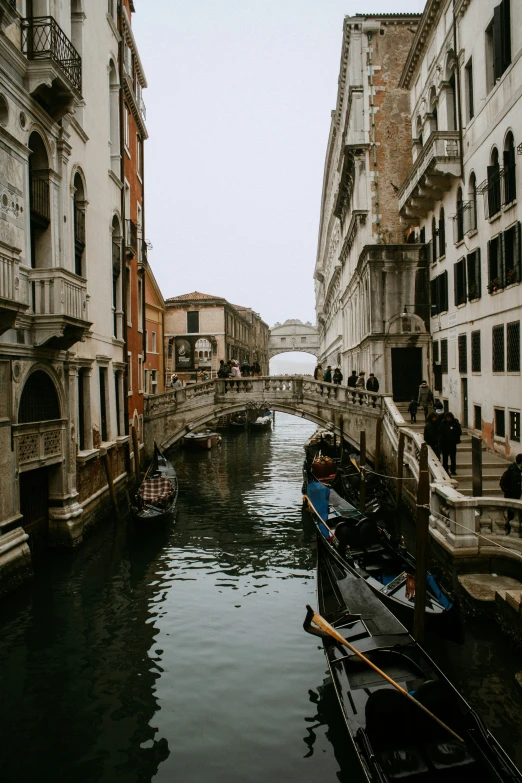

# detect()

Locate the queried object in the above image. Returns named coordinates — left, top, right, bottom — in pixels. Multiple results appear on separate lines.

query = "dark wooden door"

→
left=461, top=378, right=468, bottom=428
left=391, top=347, right=423, bottom=402
left=19, top=468, right=49, bottom=555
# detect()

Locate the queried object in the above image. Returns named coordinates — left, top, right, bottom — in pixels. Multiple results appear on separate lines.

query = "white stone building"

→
left=398, top=0, right=521, bottom=457
left=315, top=13, right=434, bottom=401
left=0, top=1, right=131, bottom=594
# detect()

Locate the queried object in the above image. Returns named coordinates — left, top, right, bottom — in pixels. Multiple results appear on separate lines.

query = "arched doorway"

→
left=18, top=370, right=62, bottom=555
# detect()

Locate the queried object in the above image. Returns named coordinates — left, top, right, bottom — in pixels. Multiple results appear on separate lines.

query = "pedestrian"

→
left=355, top=371, right=365, bottom=389
left=423, top=412, right=441, bottom=458
left=417, top=380, right=434, bottom=421
left=252, top=361, right=261, bottom=377
left=366, top=373, right=379, bottom=392
left=217, top=360, right=229, bottom=378
left=314, top=362, right=324, bottom=381
left=438, top=411, right=462, bottom=476
left=500, top=454, right=522, bottom=535
left=333, top=367, right=343, bottom=385
left=241, top=359, right=250, bottom=377
left=171, top=373, right=182, bottom=390
left=408, top=398, right=418, bottom=423
left=231, top=360, right=241, bottom=378
left=324, top=365, right=332, bottom=383
left=347, top=370, right=357, bottom=388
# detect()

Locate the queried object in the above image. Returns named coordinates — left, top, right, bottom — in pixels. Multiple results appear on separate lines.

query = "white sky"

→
left=133, top=0, right=426, bottom=330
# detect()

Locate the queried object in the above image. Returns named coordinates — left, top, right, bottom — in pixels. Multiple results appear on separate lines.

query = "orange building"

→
left=119, top=1, right=148, bottom=456
left=144, top=265, right=165, bottom=394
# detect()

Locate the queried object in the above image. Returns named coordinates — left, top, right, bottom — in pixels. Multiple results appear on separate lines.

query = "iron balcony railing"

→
left=30, top=173, right=50, bottom=223
left=22, top=16, right=82, bottom=93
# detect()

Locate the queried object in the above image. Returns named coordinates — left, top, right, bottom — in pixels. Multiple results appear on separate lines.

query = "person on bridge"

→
left=438, top=411, right=461, bottom=476
left=217, top=360, right=230, bottom=378
left=408, top=398, right=418, bottom=423
left=347, top=370, right=357, bottom=387
left=333, top=367, right=343, bottom=384
left=500, top=454, right=522, bottom=535
left=314, top=363, right=324, bottom=381
left=171, top=374, right=183, bottom=390
left=366, top=373, right=379, bottom=392
left=423, top=412, right=441, bottom=458
left=324, top=366, right=332, bottom=383
left=241, top=360, right=251, bottom=377
left=252, top=361, right=261, bottom=377
left=417, top=380, right=434, bottom=421
left=355, top=371, right=365, bottom=389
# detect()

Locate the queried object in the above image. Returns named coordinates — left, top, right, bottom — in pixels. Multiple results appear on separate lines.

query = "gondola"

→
left=229, top=412, right=247, bottom=428
left=131, top=443, right=178, bottom=524
left=247, top=411, right=272, bottom=430
left=304, top=543, right=522, bottom=783
left=304, top=480, right=460, bottom=640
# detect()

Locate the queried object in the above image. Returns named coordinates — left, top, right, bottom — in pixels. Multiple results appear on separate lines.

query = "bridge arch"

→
left=269, top=319, right=320, bottom=359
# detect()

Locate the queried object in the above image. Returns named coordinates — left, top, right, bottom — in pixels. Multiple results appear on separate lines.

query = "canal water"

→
left=0, top=413, right=521, bottom=782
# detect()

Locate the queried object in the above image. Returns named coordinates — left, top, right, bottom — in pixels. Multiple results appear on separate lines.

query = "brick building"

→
left=144, top=265, right=165, bottom=394
left=314, top=13, right=435, bottom=400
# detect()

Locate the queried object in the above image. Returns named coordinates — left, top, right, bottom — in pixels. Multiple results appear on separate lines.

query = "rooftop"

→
left=165, top=291, right=226, bottom=303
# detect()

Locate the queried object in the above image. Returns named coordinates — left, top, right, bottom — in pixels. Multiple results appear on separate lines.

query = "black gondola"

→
left=304, top=542, right=522, bottom=783
left=247, top=410, right=272, bottom=430
left=305, top=480, right=460, bottom=640
left=131, top=443, right=178, bottom=525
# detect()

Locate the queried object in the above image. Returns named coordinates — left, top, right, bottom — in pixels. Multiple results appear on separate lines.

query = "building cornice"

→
left=122, top=6, right=147, bottom=88
left=399, top=0, right=445, bottom=89
left=123, top=73, right=148, bottom=139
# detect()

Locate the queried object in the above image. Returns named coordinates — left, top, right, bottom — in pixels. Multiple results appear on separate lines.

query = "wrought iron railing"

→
left=126, top=219, right=138, bottom=253
left=30, top=173, right=50, bottom=222
left=22, top=16, right=82, bottom=93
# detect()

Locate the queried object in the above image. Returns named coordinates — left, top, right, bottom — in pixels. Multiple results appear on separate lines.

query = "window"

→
left=433, top=340, right=439, bottom=363
left=458, top=334, right=467, bottom=373
left=503, top=222, right=521, bottom=286
left=487, top=235, right=503, bottom=291
left=138, top=355, right=143, bottom=393
left=152, top=331, right=157, bottom=353
left=419, top=226, right=425, bottom=244
left=151, top=369, right=158, bottom=394
left=467, top=173, right=477, bottom=233
left=78, top=368, right=86, bottom=450
left=465, top=58, right=474, bottom=120
left=510, top=411, right=520, bottom=441
left=128, top=351, right=132, bottom=393
left=503, top=132, right=516, bottom=204
left=99, top=367, right=108, bottom=442
left=454, top=258, right=467, bottom=306
left=485, top=0, right=511, bottom=91
left=431, top=217, right=437, bottom=261
left=73, top=172, right=86, bottom=277
left=280, top=337, right=286, bottom=343
left=487, top=148, right=501, bottom=217
left=495, top=408, right=506, bottom=438
left=455, top=187, right=464, bottom=243
left=136, top=134, right=142, bottom=179
left=471, top=330, right=481, bottom=372
left=430, top=271, right=448, bottom=315
left=126, top=265, right=132, bottom=325
left=507, top=321, right=520, bottom=371
left=301, top=336, right=307, bottom=343
left=466, top=249, right=481, bottom=300
left=492, top=324, right=505, bottom=372
left=438, top=208, right=445, bottom=257
left=137, top=276, right=143, bottom=332
left=474, top=405, right=482, bottom=431
left=447, top=71, right=457, bottom=131
left=187, top=311, right=199, bottom=333
left=114, top=371, right=121, bottom=436
left=441, top=339, right=448, bottom=373
left=124, top=106, right=130, bottom=150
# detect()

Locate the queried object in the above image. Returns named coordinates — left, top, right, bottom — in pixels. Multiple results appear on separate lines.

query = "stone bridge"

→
left=269, top=319, right=321, bottom=359
left=144, top=376, right=522, bottom=568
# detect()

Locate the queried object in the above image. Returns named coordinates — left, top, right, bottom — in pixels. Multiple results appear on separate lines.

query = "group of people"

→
left=407, top=380, right=461, bottom=476
left=217, top=359, right=261, bottom=379
left=313, top=364, right=380, bottom=392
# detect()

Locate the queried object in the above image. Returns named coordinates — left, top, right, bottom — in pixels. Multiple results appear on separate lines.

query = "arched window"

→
left=73, top=171, right=86, bottom=277
left=456, top=187, right=464, bottom=243
left=109, top=60, right=120, bottom=174
left=504, top=132, right=516, bottom=205
left=438, top=207, right=445, bottom=256
left=431, top=217, right=437, bottom=262
left=487, top=147, right=501, bottom=217
left=28, top=131, right=50, bottom=269
left=468, top=173, right=477, bottom=232
left=416, top=116, right=423, bottom=148
left=19, top=371, right=60, bottom=423
left=111, top=215, right=122, bottom=338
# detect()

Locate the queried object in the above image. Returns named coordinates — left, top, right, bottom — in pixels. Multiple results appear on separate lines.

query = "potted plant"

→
left=488, top=277, right=501, bottom=293
left=506, top=268, right=518, bottom=285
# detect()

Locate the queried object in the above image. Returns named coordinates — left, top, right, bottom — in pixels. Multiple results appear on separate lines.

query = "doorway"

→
left=19, top=468, right=49, bottom=556
left=391, top=347, right=423, bottom=402
left=461, top=378, right=468, bottom=429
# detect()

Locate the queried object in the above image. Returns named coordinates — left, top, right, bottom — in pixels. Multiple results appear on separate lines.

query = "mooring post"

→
left=132, top=424, right=141, bottom=481
left=413, top=443, right=430, bottom=643
left=102, top=450, right=119, bottom=520
left=396, top=430, right=405, bottom=506
left=374, top=417, right=382, bottom=472
left=360, top=430, right=367, bottom=512
left=472, top=435, right=483, bottom=497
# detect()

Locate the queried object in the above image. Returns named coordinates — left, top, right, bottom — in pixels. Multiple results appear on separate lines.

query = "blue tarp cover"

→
left=307, top=481, right=330, bottom=523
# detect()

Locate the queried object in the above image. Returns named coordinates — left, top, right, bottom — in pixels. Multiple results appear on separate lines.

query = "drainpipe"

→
left=117, top=1, right=129, bottom=437
left=363, top=21, right=382, bottom=243
left=453, top=0, right=464, bottom=181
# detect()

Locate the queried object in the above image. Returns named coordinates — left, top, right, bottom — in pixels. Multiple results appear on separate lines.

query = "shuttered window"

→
left=454, top=259, right=466, bottom=306
left=492, top=324, right=505, bottom=372
left=466, top=249, right=481, bottom=300
left=471, top=330, right=481, bottom=372
left=507, top=321, right=520, bottom=372
left=458, top=334, right=467, bottom=373
left=441, top=339, right=448, bottom=373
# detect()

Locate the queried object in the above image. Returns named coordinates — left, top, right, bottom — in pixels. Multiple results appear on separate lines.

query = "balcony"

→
left=27, top=267, right=91, bottom=349
left=398, top=132, right=461, bottom=222
left=0, top=249, right=29, bottom=334
left=22, top=16, right=82, bottom=120
left=13, top=419, right=66, bottom=473
left=125, top=219, right=138, bottom=257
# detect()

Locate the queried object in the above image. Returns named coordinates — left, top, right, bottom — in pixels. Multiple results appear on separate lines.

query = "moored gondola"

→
left=247, top=410, right=272, bottom=430
left=304, top=480, right=460, bottom=641
left=304, top=543, right=522, bottom=783
left=131, top=443, right=178, bottom=525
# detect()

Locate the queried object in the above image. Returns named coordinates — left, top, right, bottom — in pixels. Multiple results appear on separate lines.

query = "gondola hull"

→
left=131, top=444, right=178, bottom=526
left=183, top=432, right=220, bottom=449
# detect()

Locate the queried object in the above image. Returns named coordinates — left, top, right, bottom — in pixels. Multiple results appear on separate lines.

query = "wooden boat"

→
left=131, top=444, right=178, bottom=524
left=304, top=543, right=522, bottom=783
left=304, top=480, right=460, bottom=640
left=183, top=430, right=221, bottom=449
left=247, top=411, right=272, bottom=430
left=229, top=412, right=246, bottom=428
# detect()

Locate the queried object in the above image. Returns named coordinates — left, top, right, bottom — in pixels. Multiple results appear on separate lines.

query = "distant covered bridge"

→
left=268, top=319, right=320, bottom=359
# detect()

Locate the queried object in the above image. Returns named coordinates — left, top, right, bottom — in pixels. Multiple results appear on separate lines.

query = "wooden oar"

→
left=305, top=605, right=464, bottom=744
left=304, top=495, right=336, bottom=539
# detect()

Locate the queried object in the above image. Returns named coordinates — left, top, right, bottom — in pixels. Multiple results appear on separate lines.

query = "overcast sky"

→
left=133, top=0, right=425, bottom=330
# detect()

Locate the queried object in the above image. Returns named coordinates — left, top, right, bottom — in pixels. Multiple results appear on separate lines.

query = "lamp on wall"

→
left=401, top=303, right=435, bottom=317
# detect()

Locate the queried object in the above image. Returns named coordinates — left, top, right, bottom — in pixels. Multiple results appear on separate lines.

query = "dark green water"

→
left=0, top=413, right=521, bottom=782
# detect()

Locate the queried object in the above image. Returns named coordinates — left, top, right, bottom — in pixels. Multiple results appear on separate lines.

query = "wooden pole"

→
left=132, top=423, right=141, bottom=481
left=374, top=417, right=382, bottom=472
left=359, top=430, right=367, bottom=512
left=396, top=431, right=405, bottom=506
left=472, top=435, right=482, bottom=497
left=413, top=443, right=430, bottom=643
left=102, top=451, right=119, bottom=520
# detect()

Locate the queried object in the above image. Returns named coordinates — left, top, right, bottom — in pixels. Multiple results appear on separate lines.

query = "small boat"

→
left=183, top=430, right=221, bottom=449
left=131, top=444, right=178, bottom=524
left=304, top=543, right=522, bottom=783
left=247, top=410, right=272, bottom=430
left=304, top=480, right=460, bottom=640
left=229, top=412, right=246, bottom=428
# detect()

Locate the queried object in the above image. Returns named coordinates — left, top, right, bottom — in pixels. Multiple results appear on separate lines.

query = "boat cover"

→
left=307, top=481, right=330, bottom=522
left=139, top=477, right=174, bottom=502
